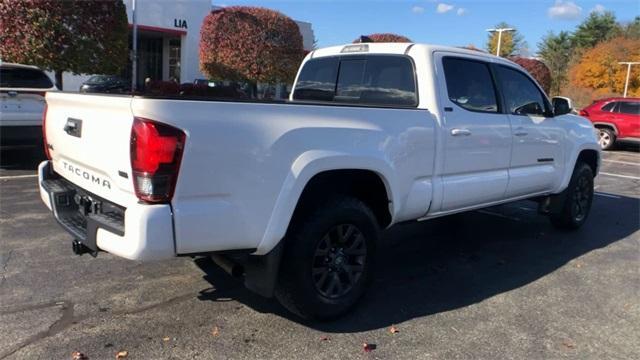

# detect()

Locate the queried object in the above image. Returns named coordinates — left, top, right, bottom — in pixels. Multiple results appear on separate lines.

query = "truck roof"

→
left=309, top=42, right=518, bottom=67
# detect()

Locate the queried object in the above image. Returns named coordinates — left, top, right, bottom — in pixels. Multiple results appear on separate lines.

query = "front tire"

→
left=275, top=197, right=378, bottom=320
left=597, top=128, right=616, bottom=150
left=549, top=162, right=594, bottom=230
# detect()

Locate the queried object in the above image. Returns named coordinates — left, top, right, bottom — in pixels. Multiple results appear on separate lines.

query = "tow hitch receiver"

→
left=72, top=239, right=95, bottom=256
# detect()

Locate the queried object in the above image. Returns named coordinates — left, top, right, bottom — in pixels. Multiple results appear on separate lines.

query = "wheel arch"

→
left=593, top=122, right=619, bottom=135
left=254, top=151, right=396, bottom=255
left=558, top=146, right=601, bottom=192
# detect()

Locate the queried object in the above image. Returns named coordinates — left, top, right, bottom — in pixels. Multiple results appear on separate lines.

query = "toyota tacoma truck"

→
left=38, top=43, right=600, bottom=319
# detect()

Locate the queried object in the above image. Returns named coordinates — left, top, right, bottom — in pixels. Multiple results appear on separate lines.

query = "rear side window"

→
left=0, top=67, right=53, bottom=89
left=442, top=57, right=498, bottom=113
left=601, top=102, right=618, bottom=112
left=618, top=101, right=640, bottom=115
left=495, top=65, right=548, bottom=116
left=293, top=55, right=417, bottom=107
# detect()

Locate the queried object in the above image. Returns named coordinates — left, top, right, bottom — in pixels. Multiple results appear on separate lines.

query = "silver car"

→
left=0, top=63, right=57, bottom=151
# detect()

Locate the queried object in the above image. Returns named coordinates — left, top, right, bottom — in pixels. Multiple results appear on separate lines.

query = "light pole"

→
left=131, top=0, right=138, bottom=92
left=486, top=28, right=514, bottom=57
left=619, top=62, right=640, bottom=98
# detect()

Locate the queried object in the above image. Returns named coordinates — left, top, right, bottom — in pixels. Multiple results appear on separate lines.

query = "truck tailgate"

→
left=44, top=92, right=136, bottom=206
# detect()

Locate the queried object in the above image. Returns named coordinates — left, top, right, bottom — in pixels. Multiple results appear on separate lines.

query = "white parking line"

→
left=595, top=192, right=621, bottom=199
left=599, top=172, right=640, bottom=180
left=0, top=174, right=38, bottom=180
left=602, top=159, right=639, bottom=166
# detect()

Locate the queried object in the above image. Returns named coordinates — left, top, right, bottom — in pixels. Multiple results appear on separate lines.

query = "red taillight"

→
left=579, top=109, right=588, bottom=117
left=130, top=117, right=186, bottom=203
left=42, top=102, right=51, bottom=159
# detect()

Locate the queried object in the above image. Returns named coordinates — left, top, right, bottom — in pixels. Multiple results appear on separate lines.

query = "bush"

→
left=353, top=33, right=412, bottom=43
left=510, top=57, right=552, bottom=94
left=200, top=7, right=304, bottom=85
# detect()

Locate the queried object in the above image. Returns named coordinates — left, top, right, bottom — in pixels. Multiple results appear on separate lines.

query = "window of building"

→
left=442, top=57, right=498, bottom=113
left=169, top=38, right=181, bottom=83
left=293, top=55, right=417, bottom=107
left=496, top=65, right=548, bottom=116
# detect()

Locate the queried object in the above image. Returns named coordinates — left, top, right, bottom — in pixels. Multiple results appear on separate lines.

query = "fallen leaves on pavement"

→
left=71, top=351, right=88, bottom=360
left=363, top=343, right=377, bottom=352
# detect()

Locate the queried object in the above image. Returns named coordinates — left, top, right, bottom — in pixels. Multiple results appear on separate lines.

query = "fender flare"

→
left=557, top=143, right=601, bottom=192
left=254, top=150, right=397, bottom=255
left=592, top=122, right=619, bottom=135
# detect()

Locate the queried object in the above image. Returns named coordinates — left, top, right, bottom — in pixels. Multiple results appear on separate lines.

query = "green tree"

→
left=621, top=16, right=640, bottom=39
left=0, top=0, right=128, bottom=89
left=538, top=31, right=574, bottom=95
left=572, top=11, right=621, bottom=49
left=485, top=22, right=525, bottom=57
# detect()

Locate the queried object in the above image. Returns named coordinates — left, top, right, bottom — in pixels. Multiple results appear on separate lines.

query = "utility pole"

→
left=131, top=0, right=138, bottom=92
left=619, top=62, right=640, bottom=98
left=486, top=28, right=514, bottom=57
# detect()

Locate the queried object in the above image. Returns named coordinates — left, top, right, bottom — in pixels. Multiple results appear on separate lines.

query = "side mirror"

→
left=552, top=96, right=573, bottom=116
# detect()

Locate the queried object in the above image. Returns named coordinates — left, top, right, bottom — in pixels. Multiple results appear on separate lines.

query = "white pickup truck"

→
left=39, top=43, right=600, bottom=319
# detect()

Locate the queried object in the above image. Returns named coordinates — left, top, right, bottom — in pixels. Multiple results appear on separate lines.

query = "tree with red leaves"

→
left=353, top=33, right=412, bottom=43
left=0, top=0, right=128, bottom=89
left=200, top=6, right=304, bottom=89
left=510, top=57, right=552, bottom=94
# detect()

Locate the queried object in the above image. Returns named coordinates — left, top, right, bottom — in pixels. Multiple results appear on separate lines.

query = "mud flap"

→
left=243, top=240, right=284, bottom=298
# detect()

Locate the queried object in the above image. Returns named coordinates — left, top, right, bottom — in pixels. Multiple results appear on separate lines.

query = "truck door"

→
left=493, top=64, right=564, bottom=197
left=435, top=54, right=511, bottom=211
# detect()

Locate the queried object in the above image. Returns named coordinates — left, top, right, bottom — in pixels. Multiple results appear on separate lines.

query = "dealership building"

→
left=56, top=0, right=315, bottom=91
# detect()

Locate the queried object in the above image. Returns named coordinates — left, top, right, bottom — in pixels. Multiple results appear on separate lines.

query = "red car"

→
left=580, top=97, right=640, bottom=150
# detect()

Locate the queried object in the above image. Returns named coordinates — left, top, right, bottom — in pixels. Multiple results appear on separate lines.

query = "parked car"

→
left=38, top=43, right=600, bottom=319
left=79, top=75, right=129, bottom=94
left=0, top=63, right=56, bottom=152
left=579, top=97, right=640, bottom=150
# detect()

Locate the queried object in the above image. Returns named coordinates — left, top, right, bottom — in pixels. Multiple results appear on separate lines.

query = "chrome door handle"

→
left=451, top=128, right=471, bottom=136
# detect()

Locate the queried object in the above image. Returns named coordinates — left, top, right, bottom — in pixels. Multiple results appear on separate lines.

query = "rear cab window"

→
left=0, top=67, right=53, bottom=89
left=293, top=55, right=418, bottom=107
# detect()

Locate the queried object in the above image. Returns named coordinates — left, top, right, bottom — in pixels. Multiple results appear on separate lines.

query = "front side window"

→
left=442, top=57, right=498, bottom=113
left=293, top=55, right=417, bottom=107
left=617, top=101, right=640, bottom=115
left=496, top=65, right=548, bottom=116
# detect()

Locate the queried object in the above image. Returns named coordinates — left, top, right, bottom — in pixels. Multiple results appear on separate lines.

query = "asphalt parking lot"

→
left=1, top=147, right=638, bottom=360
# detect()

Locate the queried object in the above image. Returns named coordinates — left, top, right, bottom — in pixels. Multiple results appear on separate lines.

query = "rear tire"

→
left=597, top=128, right=616, bottom=150
left=275, top=197, right=378, bottom=320
left=549, top=162, right=594, bottom=230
